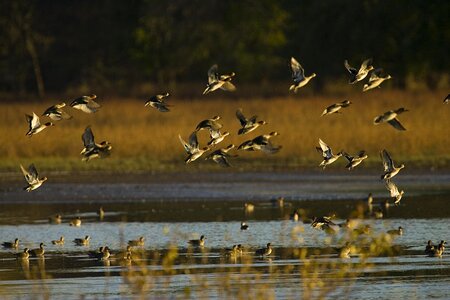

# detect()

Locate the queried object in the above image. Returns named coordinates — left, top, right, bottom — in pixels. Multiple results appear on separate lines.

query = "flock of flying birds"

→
left=20, top=57, right=411, bottom=199
left=10, top=57, right=449, bottom=260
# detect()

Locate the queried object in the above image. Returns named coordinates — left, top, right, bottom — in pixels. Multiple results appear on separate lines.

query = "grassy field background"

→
left=0, top=89, right=448, bottom=175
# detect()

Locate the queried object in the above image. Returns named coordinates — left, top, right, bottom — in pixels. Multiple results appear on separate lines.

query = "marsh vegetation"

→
left=1, top=90, right=448, bottom=173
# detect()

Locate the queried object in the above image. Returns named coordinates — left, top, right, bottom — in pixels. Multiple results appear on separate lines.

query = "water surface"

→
left=0, top=172, right=449, bottom=299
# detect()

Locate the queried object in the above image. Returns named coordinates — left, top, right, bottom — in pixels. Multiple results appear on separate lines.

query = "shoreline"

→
left=2, top=171, right=449, bottom=204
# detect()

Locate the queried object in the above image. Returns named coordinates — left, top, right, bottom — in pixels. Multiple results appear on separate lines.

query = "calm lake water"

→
left=0, top=172, right=449, bottom=299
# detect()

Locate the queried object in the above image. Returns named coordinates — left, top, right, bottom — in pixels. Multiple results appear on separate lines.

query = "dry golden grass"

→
left=0, top=89, right=448, bottom=172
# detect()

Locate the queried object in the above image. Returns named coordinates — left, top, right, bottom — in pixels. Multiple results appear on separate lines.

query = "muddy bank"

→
left=1, top=172, right=449, bottom=204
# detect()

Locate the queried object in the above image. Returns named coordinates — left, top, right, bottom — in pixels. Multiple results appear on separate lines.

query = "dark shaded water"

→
left=0, top=172, right=449, bottom=299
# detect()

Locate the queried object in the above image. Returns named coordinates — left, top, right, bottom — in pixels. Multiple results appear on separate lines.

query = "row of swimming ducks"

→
left=1, top=199, right=443, bottom=261
left=2, top=203, right=273, bottom=260
left=1, top=234, right=272, bottom=262
left=425, top=240, right=447, bottom=257
left=333, top=239, right=447, bottom=259
left=3, top=232, right=446, bottom=262
left=293, top=213, right=447, bottom=259
left=2, top=193, right=446, bottom=261
left=3, top=237, right=139, bottom=262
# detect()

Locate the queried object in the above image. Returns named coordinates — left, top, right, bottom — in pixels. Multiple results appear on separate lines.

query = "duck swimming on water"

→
left=2, top=238, right=19, bottom=249
left=189, top=235, right=206, bottom=247
left=255, top=243, right=272, bottom=257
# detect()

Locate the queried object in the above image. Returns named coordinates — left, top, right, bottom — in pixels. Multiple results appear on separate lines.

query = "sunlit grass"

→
left=0, top=89, right=448, bottom=173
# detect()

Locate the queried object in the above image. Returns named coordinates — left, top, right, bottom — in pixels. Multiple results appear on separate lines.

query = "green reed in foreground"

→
left=0, top=89, right=448, bottom=173
left=119, top=217, right=398, bottom=299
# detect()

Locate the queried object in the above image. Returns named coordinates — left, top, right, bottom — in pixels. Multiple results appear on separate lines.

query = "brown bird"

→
left=189, top=235, right=206, bottom=247
left=70, top=94, right=101, bottom=113
left=374, top=108, right=408, bottom=131
left=255, top=243, right=272, bottom=257
left=128, top=236, right=145, bottom=247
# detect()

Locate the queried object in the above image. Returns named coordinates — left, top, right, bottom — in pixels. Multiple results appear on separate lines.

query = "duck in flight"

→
left=374, top=108, right=408, bottom=131
left=344, top=58, right=374, bottom=84
left=70, top=94, right=101, bottom=113
left=195, top=116, right=222, bottom=132
left=236, top=108, right=267, bottom=135
left=343, top=150, right=368, bottom=170
left=203, top=64, right=236, bottom=95
left=42, top=103, right=72, bottom=120
left=25, top=112, right=54, bottom=136
left=363, top=68, right=392, bottom=92
left=380, top=149, right=405, bottom=180
left=80, top=126, right=112, bottom=162
left=207, top=129, right=230, bottom=146
left=205, top=144, right=236, bottom=167
left=238, top=132, right=281, bottom=154
left=316, top=139, right=343, bottom=169
left=289, top=57, right=316, bottom=93
left=145, top=93, right=171, bottom=112
left=321, top=100, right=352, bottom=116
left=179, top=131, right=210, bottom=164
left=384, top=179, right=404, bottom=205
left=20, top=163, right=47, bottom=192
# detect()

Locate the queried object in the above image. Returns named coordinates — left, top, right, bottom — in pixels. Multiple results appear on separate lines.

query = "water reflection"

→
left=0, top=194, right=450, bottom=226
left=0, top=193, right=449, bottom=299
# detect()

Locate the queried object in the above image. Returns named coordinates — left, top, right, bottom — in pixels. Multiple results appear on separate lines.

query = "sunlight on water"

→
left=0, top=184, right=449, bottom=299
